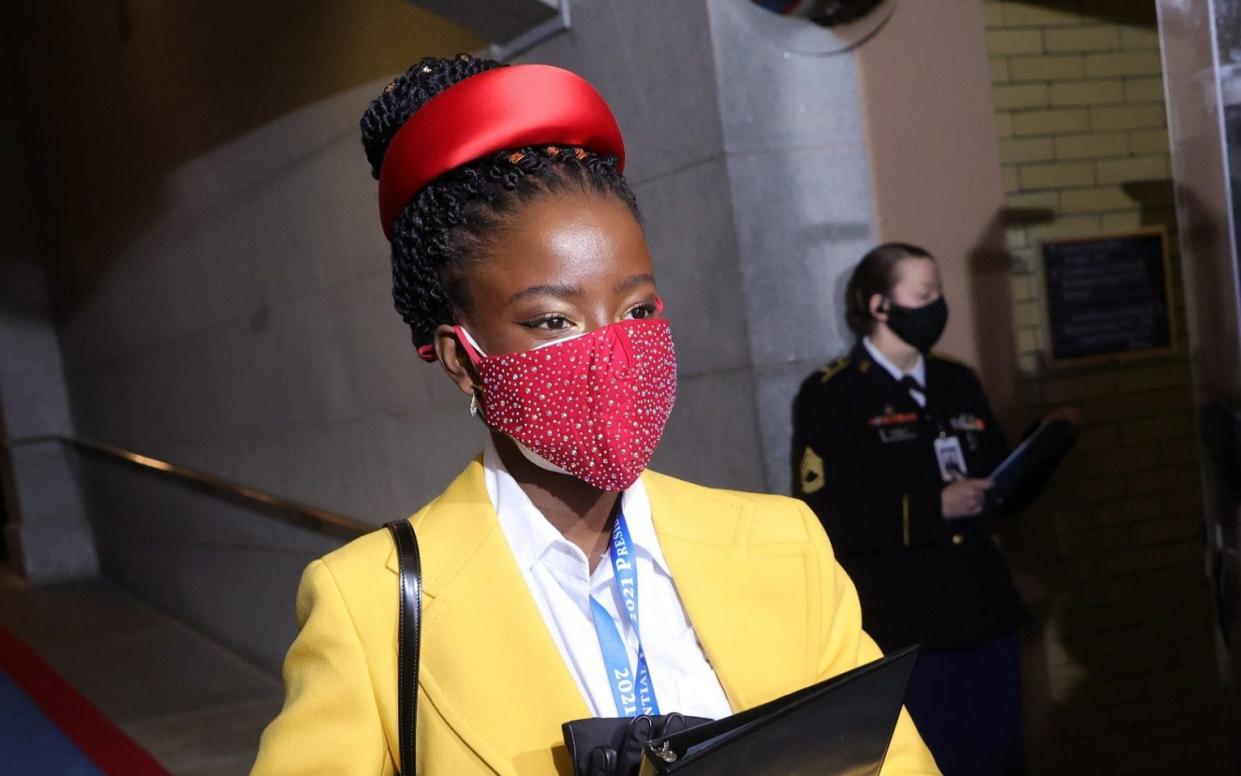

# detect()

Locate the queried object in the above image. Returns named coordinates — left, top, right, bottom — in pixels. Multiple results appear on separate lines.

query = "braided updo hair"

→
left=360, top=54, right=640, bottom=354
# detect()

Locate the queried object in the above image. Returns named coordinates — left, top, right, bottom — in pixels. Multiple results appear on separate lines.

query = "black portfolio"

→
left=634, top=646, right=918, bottom=775
left=984, top=418, right=1074, bottom=514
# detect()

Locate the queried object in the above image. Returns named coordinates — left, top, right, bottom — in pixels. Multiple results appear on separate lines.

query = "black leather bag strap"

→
left=385, top=519, right=422, bottom=776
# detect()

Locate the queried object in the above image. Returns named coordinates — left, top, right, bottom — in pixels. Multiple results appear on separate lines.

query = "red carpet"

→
left=0, top=624, right=170, bottom=775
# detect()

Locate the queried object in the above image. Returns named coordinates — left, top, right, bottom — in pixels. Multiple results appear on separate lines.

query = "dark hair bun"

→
left=359, top=54, right=503, bottom=181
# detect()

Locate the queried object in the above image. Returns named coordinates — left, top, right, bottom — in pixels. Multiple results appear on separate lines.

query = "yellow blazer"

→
left=252, top=459, right=939, bottom=775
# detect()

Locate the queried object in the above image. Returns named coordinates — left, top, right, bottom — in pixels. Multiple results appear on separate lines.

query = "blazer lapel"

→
left=385, top=460, right=590, bottom=775
left=643, top=471, right=817, bottom=713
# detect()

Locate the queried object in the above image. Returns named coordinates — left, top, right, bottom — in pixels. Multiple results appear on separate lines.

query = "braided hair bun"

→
left=360, top=54, right=501, bottom=182
left=359, top=54, right=639, bottom=355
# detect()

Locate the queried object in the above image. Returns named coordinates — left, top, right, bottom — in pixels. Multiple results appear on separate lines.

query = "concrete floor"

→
left=0, top=570, right=283, bottom=775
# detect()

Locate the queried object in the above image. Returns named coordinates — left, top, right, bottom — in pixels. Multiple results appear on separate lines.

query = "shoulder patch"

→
left=818, top=356, right=850, bottom=383
left=799, top=446, right=825, bottom=495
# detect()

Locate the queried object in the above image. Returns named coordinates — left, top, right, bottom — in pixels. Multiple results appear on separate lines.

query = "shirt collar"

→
left=482, top=437, right=672, bottom=576
left=862, top=337, right=926, bottom=388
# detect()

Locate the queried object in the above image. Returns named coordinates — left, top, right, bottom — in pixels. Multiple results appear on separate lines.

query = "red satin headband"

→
left=377, top=64, right=626, bottom=241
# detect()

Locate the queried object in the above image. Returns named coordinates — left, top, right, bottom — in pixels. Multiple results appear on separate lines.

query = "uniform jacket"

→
left=251, top=457, right=939, bottom=775
left=791, top=343, right=1029, bottom=652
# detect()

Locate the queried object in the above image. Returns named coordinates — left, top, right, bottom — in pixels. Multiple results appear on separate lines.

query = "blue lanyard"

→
left=589, top=510, right=660, bottom=717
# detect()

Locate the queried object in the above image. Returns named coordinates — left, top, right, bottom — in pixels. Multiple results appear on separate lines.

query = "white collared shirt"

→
left=483, top=438, right=733, bottom=720
left=863, top=337, right=927, bottom=407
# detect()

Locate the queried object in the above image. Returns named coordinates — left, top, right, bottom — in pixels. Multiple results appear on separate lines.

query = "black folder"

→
left=983, top=418, right=1074, bottom=514
left=637, top=646, right=919, bottom=776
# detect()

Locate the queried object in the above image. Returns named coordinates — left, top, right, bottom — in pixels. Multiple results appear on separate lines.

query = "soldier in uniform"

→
left=792, top=243, right=1033, bottom=776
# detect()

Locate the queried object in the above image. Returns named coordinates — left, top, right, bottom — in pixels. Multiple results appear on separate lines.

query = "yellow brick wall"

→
left=984, top=2, right=1224, bottom=774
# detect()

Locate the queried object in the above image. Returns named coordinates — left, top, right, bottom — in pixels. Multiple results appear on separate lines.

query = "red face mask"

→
left=455, top=317, right=677, bottom=492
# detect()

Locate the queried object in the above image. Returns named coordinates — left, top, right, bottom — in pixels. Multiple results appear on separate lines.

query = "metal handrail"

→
left=1, top=434, right=372, bottom=539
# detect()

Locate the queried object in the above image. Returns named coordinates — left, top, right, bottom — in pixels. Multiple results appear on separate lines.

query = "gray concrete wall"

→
left=709, top=0, right=876, bottom=491
left=77, top=452, right=343, bottom=674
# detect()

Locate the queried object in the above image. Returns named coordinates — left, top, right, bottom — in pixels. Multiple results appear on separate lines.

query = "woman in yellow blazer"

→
left=252, top=55, right=939, bottom=776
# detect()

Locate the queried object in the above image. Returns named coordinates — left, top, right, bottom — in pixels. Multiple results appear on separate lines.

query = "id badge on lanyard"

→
left=589, top=511, right=660, bottom=717
left=934, top=435, right=967, bottom=482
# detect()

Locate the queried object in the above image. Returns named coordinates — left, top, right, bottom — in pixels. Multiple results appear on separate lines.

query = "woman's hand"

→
left=941, top=478, right=994, bottom=519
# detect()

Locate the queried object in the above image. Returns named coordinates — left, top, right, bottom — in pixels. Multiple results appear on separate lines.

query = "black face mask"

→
left=883, top=296, right=948, bottom=352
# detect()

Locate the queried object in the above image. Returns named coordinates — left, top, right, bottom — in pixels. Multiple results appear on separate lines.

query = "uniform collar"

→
left=862, top=336, right=926, bottom=388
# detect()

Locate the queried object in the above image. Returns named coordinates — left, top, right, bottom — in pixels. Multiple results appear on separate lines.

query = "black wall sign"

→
left=1041, top=230, right=1173, bottom=362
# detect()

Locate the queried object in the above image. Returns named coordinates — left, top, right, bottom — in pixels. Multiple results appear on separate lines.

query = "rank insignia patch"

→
left=800, top=446, right=825, bottom=494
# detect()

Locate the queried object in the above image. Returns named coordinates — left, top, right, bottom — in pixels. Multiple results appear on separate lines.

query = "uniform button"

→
left=951, top=533, right=964, bottom=545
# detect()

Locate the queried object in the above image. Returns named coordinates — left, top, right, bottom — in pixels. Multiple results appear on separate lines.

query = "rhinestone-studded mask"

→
left=456, top=319, right=677, bottom=492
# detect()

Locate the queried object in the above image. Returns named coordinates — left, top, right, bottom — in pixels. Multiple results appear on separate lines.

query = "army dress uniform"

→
left=792, top=340, right=1030, bottom=775
left=791, top=340, right=1028, bottom=651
